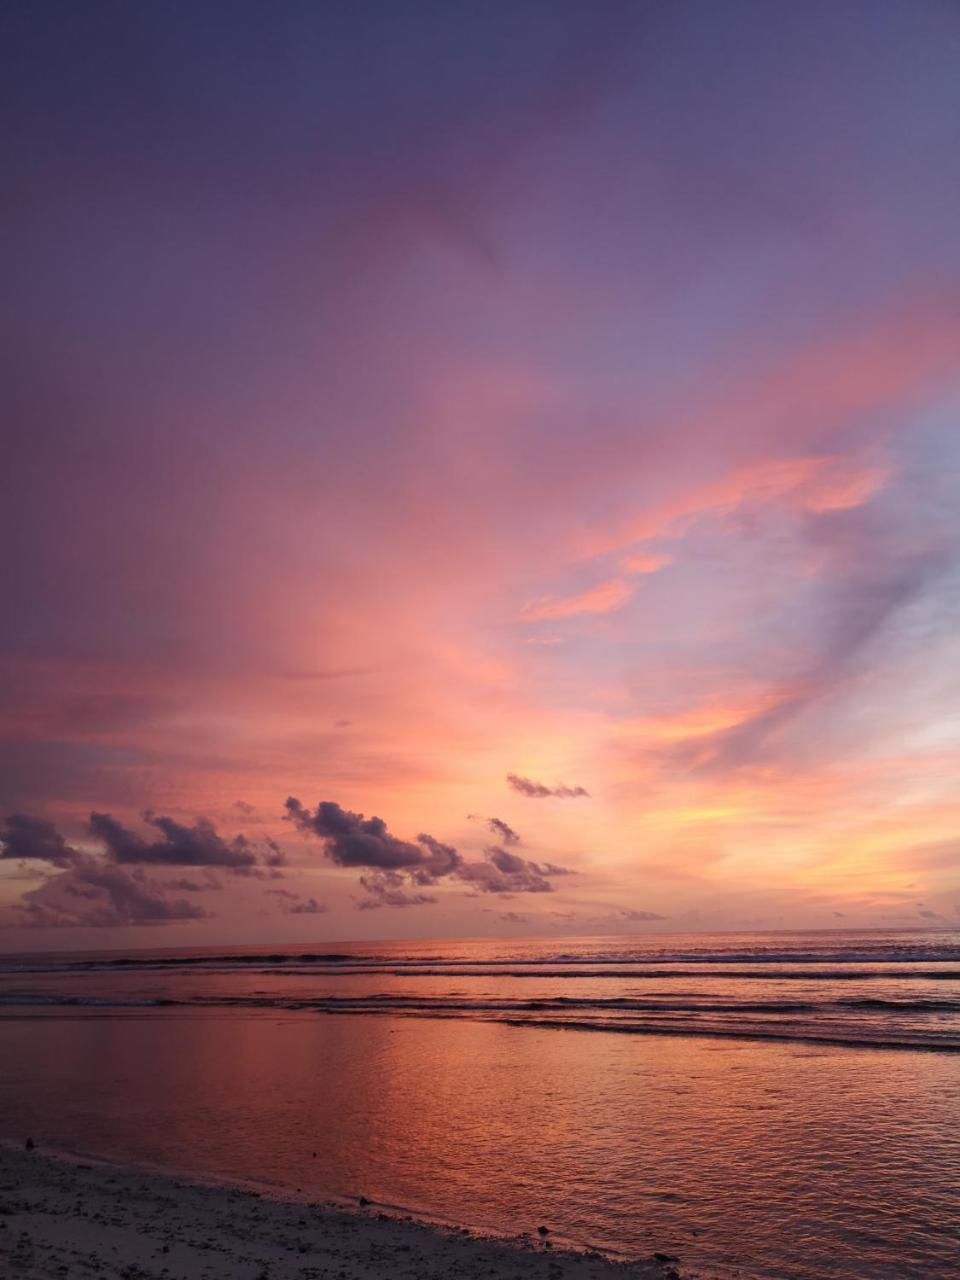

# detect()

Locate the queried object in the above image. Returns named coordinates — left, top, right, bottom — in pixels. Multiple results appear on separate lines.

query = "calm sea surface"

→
left=0, top=929, right=958, bottom=1278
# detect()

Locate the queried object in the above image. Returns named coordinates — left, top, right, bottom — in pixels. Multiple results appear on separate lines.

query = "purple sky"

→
left=2, top=1, right=959, bottom=947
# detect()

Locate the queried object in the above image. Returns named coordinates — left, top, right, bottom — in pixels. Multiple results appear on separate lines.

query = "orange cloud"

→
left=616, top=690, right=791, bottom=746
left=520, top=578, right=633, bottom=622
left=587, top=455, right=890, bottom=562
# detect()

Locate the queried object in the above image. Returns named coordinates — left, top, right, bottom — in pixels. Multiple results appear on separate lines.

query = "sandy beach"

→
left=0, top=1143, right=682, bottom=1280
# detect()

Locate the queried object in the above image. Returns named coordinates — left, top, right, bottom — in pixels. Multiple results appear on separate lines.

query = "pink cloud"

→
left=619, top=550, right=672, bottom=576
left=520, top=578, right=633, bottom=622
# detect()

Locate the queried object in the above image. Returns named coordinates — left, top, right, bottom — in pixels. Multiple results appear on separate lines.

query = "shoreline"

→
left=0, top=1140, right=687, bottom=1280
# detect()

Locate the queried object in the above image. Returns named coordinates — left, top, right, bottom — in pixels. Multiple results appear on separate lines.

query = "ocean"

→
left=1, top=929, right=958, bottom=1278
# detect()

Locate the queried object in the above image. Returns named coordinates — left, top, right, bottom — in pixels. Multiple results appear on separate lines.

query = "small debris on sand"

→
left=0, top=1142, right=683, bottom=1280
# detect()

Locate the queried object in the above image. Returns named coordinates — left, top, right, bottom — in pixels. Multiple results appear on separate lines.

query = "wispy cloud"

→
left=521, top=579, right=633, bottom=622
left=507, top=774, right=589, bottom=799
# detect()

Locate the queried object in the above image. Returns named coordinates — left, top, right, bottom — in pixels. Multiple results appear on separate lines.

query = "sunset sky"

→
left=2, top=0, right=959, bottom=947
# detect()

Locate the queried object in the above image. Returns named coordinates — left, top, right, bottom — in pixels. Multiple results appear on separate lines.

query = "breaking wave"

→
left=2, top=930, right=959, bottom=1052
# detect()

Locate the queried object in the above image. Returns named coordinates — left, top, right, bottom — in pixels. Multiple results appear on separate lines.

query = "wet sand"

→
left=0, top=1143, right=682, bottom=1280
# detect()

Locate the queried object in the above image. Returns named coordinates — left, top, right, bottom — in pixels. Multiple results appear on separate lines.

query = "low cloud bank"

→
left=1, top=793, right=577, bottom=926
left=0, top=808, right=282, bottom=928
left=286, top=797, right=573, bottom=907
left=14, top=856, right=209, bottom=928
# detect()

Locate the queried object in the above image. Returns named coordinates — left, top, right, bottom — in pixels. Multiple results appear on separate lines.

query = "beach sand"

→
left=0, top=1143, right=682, bottom=1280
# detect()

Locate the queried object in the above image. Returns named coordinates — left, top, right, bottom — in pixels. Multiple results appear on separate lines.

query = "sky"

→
left=2, top=0, right=959, bottom=949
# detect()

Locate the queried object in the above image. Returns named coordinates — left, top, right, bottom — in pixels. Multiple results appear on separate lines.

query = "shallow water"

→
left=1, top=930, right=958, bottom=1278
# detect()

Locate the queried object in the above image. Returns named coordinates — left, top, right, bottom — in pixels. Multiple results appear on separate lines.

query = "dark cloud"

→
left=489, top=817, right=520, bottom=845
left=539, top=860, right=575, bottom=876
left=1, top=808, right=286, bottom=928
left=288, top=896, right=327, bottom=916
left=0, top=813, right=79, bottom=866
left=12, top=857, right=209, bottom=928
left=468, top=814, right=521, bottom=844
left=286, top=797, right=425, bottom=869
left=289, top=796, right=572, bottom=904
left=89, top=811, right=259, bottom=869
left=285, top=798, right=462, bottom=876
left=232, top=861, right=287, bottom=881
left=458, top=847, right=555, bottom=895
left=356, top=871, right=438, bottom=910
left=487, top=846, right=529, bottom=875
left=506, top=773, right=589, bottom=799
left=414, top=832, right=461, bottom=878
left=263, top=839, right=287, bottom=868
left=4, top=797, right=574, bottom=925
left=265, top=887, right=327, bottom=915
left=160, top=872, right=223, bottom=892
